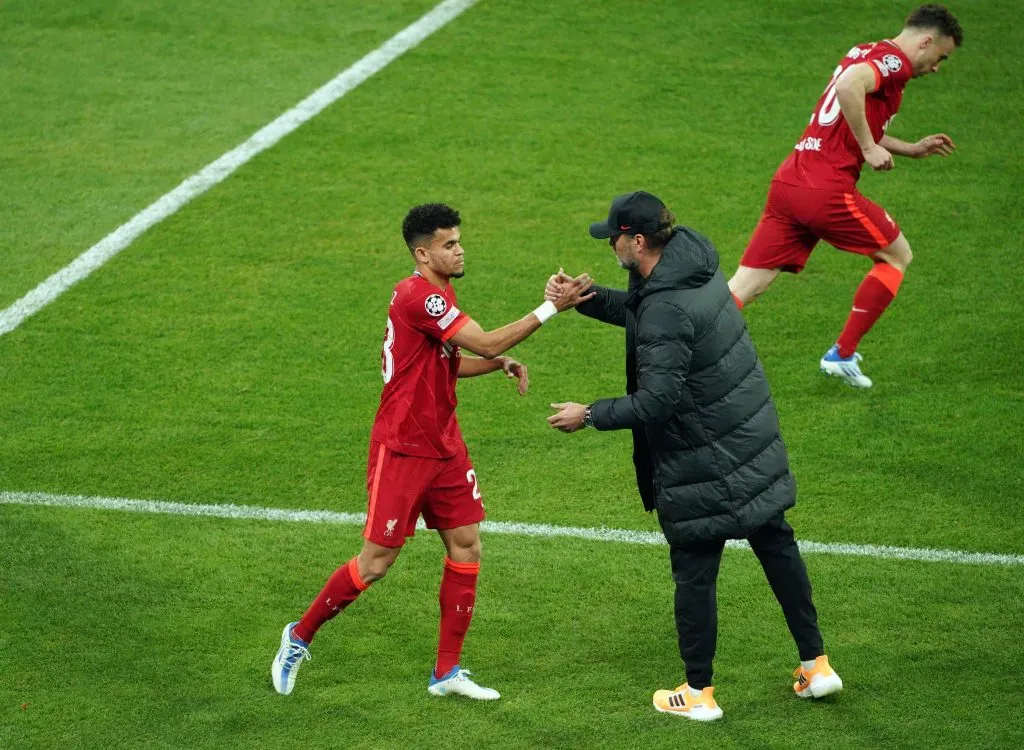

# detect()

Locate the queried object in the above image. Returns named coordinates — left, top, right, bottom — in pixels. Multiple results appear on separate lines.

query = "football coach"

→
left=545, top=191, right=843, bottom=721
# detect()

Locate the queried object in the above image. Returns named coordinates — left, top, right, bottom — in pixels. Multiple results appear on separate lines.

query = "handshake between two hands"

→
left=542, top=268, right=594, bottom=434
left=544, top=268, right=595, bottom=310
left=501, top=270, right=595, bottom=431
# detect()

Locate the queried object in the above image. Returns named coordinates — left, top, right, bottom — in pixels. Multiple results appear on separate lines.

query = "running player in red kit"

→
left=728, top=5, right=963, bottom=387
left=271, top=203, right=593, bottom=700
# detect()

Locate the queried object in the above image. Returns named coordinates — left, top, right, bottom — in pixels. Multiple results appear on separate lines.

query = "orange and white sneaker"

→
left=793, top=655, right=843, bottom=698
left=653, top=683, right=723, bottom=721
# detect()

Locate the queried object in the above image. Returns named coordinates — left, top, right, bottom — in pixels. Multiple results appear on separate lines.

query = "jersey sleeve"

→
left=869, top=49, right=911, bottom=92
left=397, top=286, right=471, bottom=342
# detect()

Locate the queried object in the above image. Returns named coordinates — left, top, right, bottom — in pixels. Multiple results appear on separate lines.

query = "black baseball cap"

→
left=589, top=191, right=669, bottom=239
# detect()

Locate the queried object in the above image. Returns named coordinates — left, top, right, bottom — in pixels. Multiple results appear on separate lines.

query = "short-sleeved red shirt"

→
left=370, top=272, right=472, bottom=459
left=774, top=40, right=912, bottom=190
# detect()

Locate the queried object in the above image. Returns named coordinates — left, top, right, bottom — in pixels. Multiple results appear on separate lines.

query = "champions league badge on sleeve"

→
left=424, top=294, right=447, bottom=317
left=882, top=53, right=903, bottom=72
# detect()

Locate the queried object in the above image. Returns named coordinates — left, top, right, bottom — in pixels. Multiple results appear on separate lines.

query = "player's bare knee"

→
left=357, top=545, right=400, bottom=582
left=455, top=537, right=483, bottom=563
left=875, top=236, right=913, bottom=272
left=447, top=538, right=481, bottom=564
left=899, top=245, right=913, bottom=269
left=880, top=247, right=912, bottom=272
left=439, top=524, right=482, bottom=563
left=730, top=266, right=778, bottom=302
left=360, top=557, right=393, bottom=582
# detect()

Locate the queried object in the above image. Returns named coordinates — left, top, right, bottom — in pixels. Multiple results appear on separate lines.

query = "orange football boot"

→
left=652, top=683, right=723, bottom=721
left=793, top=655, right=843, bottom=698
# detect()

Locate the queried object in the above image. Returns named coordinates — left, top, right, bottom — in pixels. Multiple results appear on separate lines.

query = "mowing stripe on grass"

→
left=3, top=490, right=1022, bottom=568
left=0, top=0, right=480, bottom=338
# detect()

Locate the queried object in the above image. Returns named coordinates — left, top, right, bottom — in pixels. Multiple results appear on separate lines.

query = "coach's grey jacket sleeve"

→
left=590, top=300, right=693, bottom=430
left=574, top=285, right=628, bottom=328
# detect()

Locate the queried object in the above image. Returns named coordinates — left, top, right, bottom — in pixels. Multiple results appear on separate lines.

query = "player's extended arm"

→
left=835, top=63, right=893, bottom=170
left=545, top=270, right=627, bottom=327
left=449, top=317, right=541, bottom=360
left=880, top=133, right=957, bottom=158
left=450, top=278, right=594, bottom=359
left=458, top=356, right=504, bottom=377
left=459, top=355, right=529, bottom=395
left=878, top=135, right=920, bottom=157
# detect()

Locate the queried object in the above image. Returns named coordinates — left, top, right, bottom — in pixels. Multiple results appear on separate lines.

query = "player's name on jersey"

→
left=794, top=136, right=823, bottom=152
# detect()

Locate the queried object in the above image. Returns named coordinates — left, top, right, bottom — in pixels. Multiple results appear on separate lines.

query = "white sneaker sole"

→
left=819, top=361, right=872, bottom=388
left=653, top=700, right=723, bottom=721
left=427, top=678, right=500, bottom=700
left=795, top=672, right=843, bottom=699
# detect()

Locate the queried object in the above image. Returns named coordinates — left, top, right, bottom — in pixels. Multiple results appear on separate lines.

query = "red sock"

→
left=434, top=557, right=479, bottom=678
left=292, top=557, right=369, bottom=644
left=731, top=292, right=745, bottom=310
left=836, top=262, right=904, bottom=359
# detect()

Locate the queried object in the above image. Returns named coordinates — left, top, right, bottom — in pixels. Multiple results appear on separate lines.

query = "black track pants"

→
left=668, top=513, right=825, bottom=689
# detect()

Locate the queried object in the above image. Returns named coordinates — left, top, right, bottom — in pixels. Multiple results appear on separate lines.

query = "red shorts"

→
left=740, top=181, right=901, bottom=273
left=363, top=439, right=485, bottom=548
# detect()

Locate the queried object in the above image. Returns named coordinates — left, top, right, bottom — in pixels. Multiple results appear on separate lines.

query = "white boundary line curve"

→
left=0, top=0, right=480, bottom=337
left=3, top=490, right=1022, bottom=568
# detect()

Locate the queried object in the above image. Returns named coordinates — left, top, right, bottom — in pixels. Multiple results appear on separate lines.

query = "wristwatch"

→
left=582, top=404, right=594, bottom=429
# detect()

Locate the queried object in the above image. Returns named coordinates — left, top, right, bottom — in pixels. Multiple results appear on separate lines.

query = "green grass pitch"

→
left=2, top=1, right=1022, bottom=748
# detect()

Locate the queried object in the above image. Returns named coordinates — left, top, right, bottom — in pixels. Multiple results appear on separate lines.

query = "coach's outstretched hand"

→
left=552, top=270, right=598, bottom=311
left=547, top=402, right=587, bottom=433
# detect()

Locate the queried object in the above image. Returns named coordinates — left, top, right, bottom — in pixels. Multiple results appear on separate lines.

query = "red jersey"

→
left=774, top=40, right=912, bottom=190
left=370, top=272, right=472, bottom=459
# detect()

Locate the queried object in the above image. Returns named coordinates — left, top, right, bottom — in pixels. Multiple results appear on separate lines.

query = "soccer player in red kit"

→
left=728, top=5, right=963, bottom=387
left=271, top=203, right=593, bottom=700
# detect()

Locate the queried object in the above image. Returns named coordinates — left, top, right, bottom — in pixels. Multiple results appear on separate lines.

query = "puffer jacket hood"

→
left=630, top=227, right=718, bottom=299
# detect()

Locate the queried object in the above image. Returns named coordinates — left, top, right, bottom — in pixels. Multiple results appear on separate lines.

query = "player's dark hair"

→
left=639, top=207, right=677, bottom=251
left=905, top=4, right=963, bottom=46
left=402, top=203, right=461, bottom=253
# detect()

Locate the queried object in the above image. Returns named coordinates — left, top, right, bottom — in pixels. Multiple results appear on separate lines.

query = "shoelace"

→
left=284, top=642, right=311, bottom=668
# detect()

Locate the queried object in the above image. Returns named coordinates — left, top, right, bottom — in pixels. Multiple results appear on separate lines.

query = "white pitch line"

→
left=0, top=0, right=480, bottom=338
left=3, top=490, right=1022, bottom=568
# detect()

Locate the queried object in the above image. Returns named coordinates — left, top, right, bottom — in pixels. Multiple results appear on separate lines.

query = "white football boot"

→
left=427, top=666, right=500, bottom=700
left=271, top=622, right=311, bottom=696
left=820, top=344, right=872, bottom=388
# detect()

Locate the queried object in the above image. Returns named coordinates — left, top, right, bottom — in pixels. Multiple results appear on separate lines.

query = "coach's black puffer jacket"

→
left=579, top=226, right=795, bottom=545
